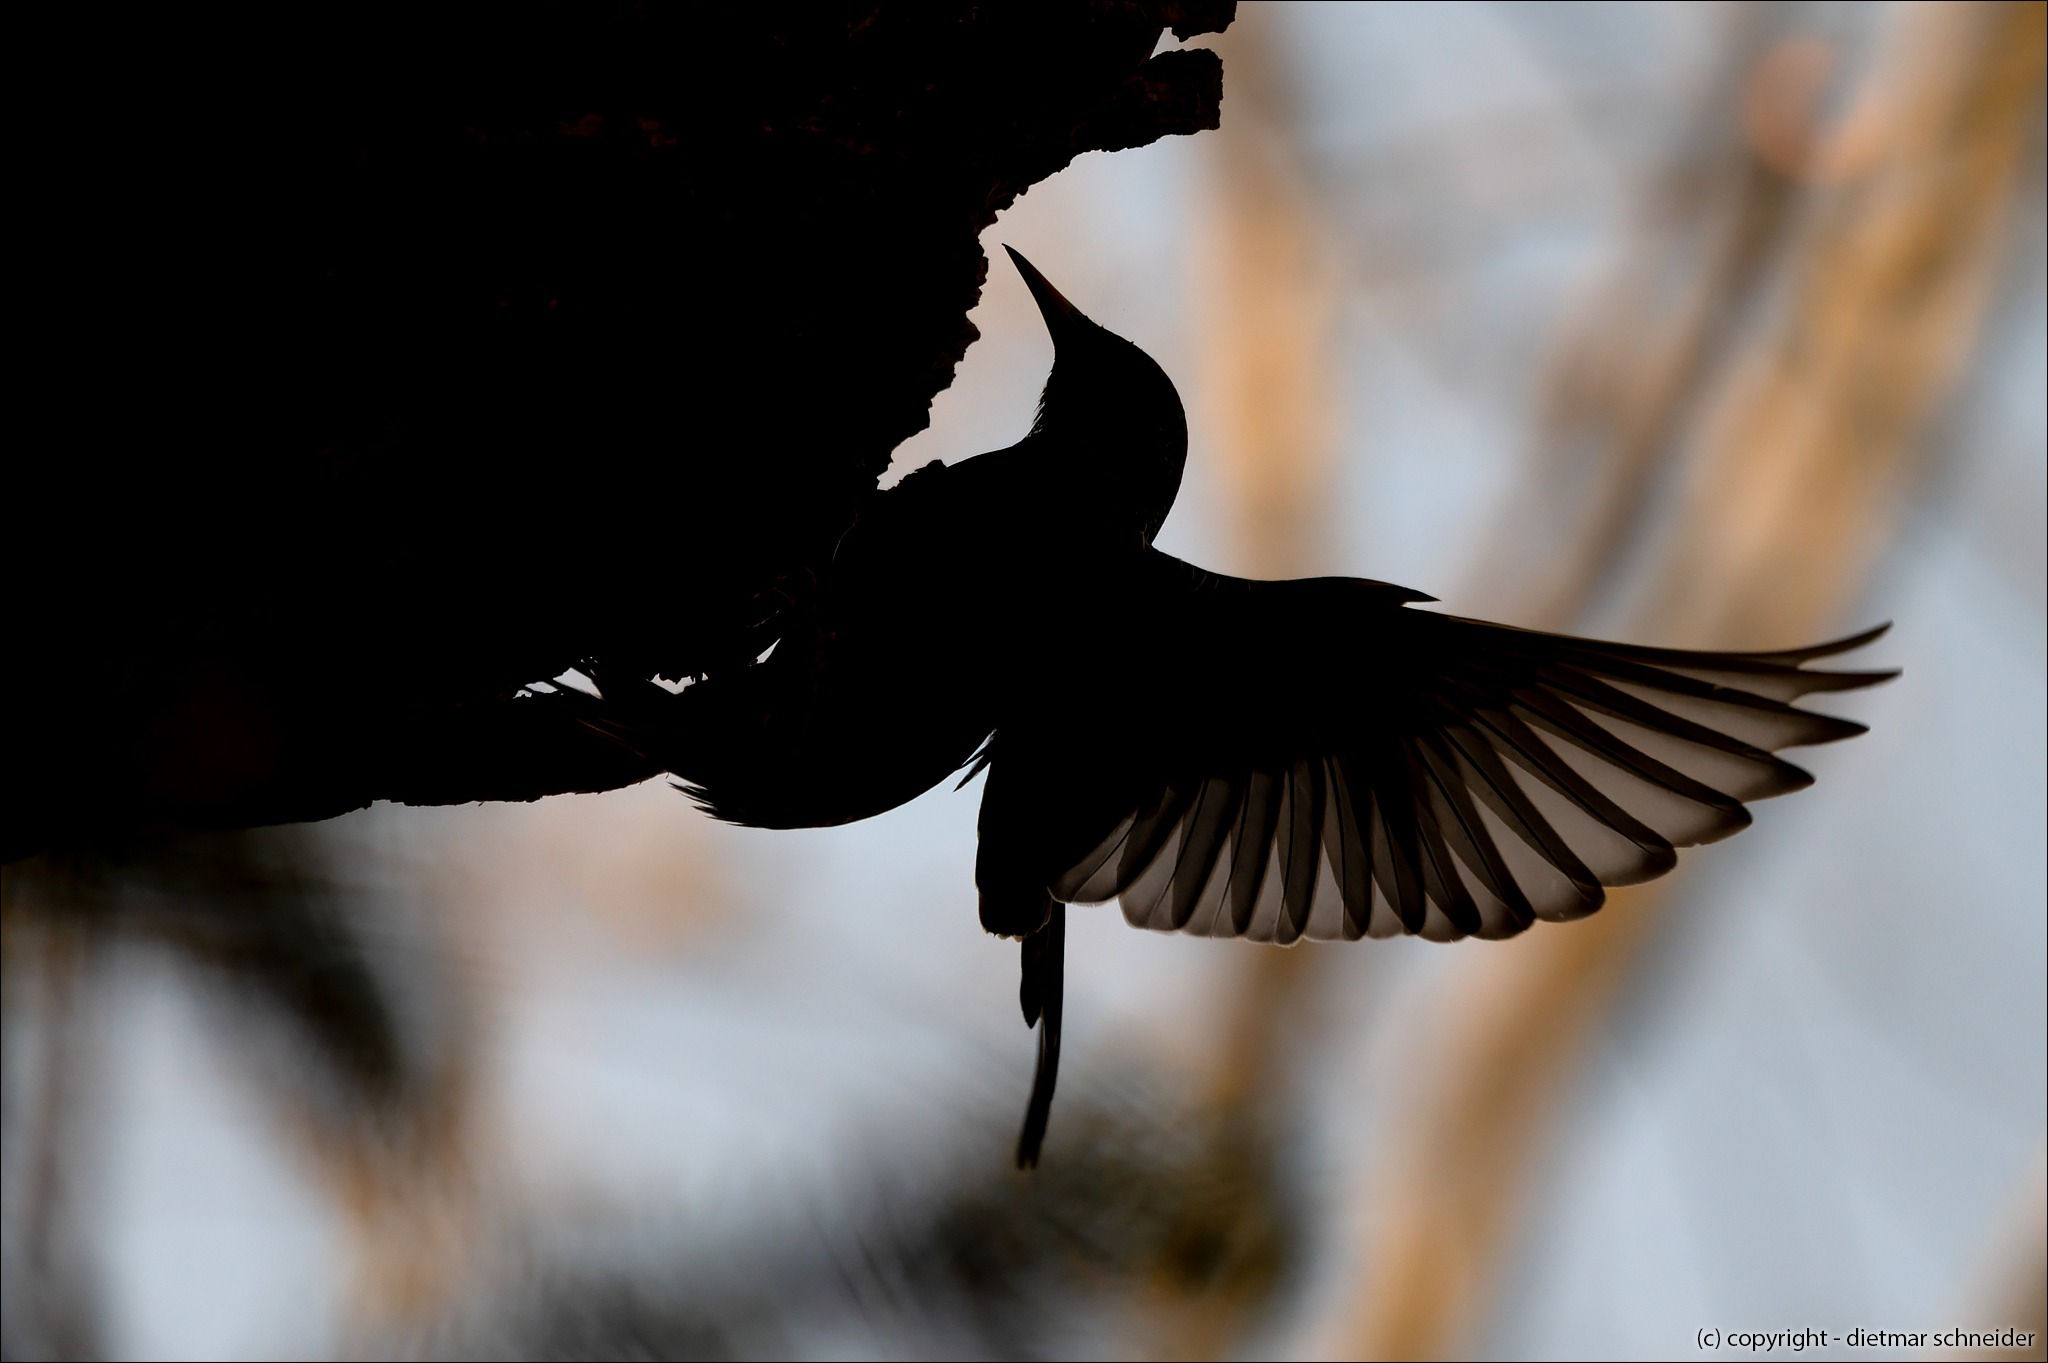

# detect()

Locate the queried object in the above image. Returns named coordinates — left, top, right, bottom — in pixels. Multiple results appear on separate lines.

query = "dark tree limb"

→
left=7, top=3, right=1233, bottom=859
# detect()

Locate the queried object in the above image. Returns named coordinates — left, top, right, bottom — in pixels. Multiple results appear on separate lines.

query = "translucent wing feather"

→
left=1046, top=593, right=1893, bottom=944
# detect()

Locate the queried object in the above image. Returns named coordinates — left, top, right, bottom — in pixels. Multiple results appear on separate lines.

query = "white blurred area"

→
left=6, top=4, right=2041, bottom=1359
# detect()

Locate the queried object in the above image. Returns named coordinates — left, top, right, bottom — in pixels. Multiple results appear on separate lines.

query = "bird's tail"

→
left=1014, top=901, right=1065, bottom=1169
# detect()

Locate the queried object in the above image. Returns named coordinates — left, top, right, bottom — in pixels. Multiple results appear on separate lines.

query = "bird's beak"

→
left=1004, top=246, right=1091, bottom=348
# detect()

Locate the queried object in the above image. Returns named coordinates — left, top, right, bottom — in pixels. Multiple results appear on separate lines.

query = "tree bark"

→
left=6, top=2, right=1235, bottom=859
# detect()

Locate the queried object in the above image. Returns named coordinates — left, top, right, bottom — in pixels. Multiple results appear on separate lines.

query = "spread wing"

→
left=1035, top=582, right=1894, bottom=945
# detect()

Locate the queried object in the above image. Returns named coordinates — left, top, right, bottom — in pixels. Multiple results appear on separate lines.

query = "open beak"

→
left=1004, top=246, right=1091, bottom=347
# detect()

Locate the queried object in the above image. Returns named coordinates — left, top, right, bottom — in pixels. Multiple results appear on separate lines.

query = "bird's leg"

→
left=1014, top=898, right=1066, bottom=1169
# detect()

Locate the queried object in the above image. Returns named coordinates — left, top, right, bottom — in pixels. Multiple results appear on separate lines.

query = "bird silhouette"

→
left=582, top=248, right=1895, bottom=1167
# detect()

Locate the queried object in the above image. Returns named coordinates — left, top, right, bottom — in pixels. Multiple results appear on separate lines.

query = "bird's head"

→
left=1006, top=247, right=1188, bottom=545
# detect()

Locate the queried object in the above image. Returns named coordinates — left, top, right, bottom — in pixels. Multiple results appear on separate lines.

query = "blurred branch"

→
left=1330, top=4, right=2046, bottom=1357
left=0, top=886, right=105, bottom=1362
left=320, top=1081, right=482, bottom=1341
left=1, top=827, right=487, bottom=1350
left=1196, top=5, right=1339, bottom=582
left=1949, top=1144, right=2048, bottom=1361
left=422, top=1076, right=1292, bottom=1360
left=1121, top=9, right=1345, bottom=1358
left=1466, top=5, right=1798, bottom=625
left=1642, top=0, right=2048, bottom=644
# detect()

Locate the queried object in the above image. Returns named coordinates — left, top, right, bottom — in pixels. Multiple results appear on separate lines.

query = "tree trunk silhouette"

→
left=7, top=2, right=1234, bottom=859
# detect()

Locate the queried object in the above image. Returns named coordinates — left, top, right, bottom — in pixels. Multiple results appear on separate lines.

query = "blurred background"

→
left=4, top=3, right=2042, bottom=1358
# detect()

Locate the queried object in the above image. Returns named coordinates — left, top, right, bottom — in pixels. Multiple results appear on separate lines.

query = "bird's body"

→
left=647, top=256, right=1188, bottom=835
left=588, top=249, right=1893, bottom=1166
